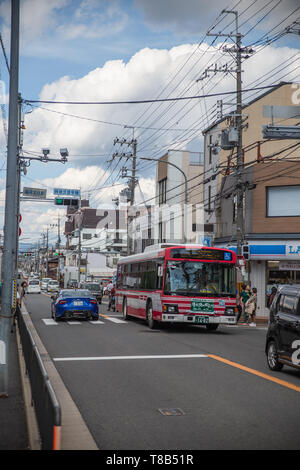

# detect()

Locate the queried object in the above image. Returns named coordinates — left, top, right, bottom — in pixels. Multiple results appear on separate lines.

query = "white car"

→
left=41, top=278, right=52, bottom=290
left=47, top=280, right=60, bottom=293
left=27, top=279, right=41, bottom=294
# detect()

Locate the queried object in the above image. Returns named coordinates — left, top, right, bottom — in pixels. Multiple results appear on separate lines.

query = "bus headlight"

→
left=163, top=304, right=178, bottom=313
left=225, top=307, right=236, bottom=316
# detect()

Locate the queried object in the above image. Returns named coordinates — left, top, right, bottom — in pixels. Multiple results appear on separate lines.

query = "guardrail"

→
left=18, top=311, right=62, bottom=450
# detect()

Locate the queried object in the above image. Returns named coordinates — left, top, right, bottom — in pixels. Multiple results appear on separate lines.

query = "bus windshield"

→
left=164, top=260, right=235, bottom=297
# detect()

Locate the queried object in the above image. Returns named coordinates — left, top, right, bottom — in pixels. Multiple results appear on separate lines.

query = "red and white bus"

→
left=116, top=244, right=237, bottom=330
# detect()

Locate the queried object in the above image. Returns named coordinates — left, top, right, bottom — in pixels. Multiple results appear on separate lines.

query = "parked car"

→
left=265, top=284, right=300, bottom=371
left=27, top=279, right=41, bottom=294
left=51, top=289, right=99, bottom=321
left=81, top=282, right=103, bottom=303
left=41, top=278, right=52, bottom=290
left=47, top=280, right=60, bottom=293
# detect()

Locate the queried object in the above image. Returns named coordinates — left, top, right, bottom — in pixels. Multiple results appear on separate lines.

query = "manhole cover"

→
left=158, top=408, right=185, bottom=416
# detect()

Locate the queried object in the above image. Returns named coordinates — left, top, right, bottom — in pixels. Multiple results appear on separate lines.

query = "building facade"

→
left=155, top=149, right=211, bottom=245
left=202, top=82, right=300, bottom=317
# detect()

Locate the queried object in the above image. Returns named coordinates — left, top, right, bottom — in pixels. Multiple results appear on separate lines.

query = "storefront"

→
left=267, top=260, right=300, bottom=286
left=219, top=242, right=300, bottom=318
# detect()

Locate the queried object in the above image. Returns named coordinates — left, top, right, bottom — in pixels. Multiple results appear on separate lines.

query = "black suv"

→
left=265, top=284, right=300, bottom=371
left=81, top=282, right=103, bottom=304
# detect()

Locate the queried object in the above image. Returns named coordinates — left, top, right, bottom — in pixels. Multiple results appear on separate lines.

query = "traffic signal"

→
left=55, top=252, right=64, bottom=256
left=241, top=244, right=250, bottom=260
left=55, top=198, right=79, bottom=206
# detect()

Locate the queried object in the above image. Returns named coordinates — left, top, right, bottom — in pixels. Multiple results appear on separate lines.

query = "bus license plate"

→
left=195, top=316, right=209, bottom=324
left=191, top=299, right=214, bottom=313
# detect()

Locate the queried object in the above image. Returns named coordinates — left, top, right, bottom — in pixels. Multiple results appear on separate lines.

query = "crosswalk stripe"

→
left=42, top=319, right=58, bottom=325
left=105, top=317, right=127, bottom=324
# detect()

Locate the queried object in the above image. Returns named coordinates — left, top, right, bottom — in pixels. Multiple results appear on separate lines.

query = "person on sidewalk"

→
left=240, top=284, right=251, bottom=325
left=245, top=287, right=257, bottom=327
left=107, top=284, right=116, bottom=312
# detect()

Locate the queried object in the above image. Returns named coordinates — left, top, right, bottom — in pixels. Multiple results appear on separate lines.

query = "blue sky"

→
left=0, top=0, right=299, bottom=245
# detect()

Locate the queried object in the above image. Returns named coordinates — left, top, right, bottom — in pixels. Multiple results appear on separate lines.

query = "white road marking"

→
left=53, top=354, right=208, bottom=362
left=89, top=320, right=105, bottom=324
left=42, top=319, right=58, bottom=325
left=104, top=316, right=127, bottom=324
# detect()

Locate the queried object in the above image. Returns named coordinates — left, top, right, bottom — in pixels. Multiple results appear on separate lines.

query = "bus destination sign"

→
left=170, top=248, right=232, bottom=261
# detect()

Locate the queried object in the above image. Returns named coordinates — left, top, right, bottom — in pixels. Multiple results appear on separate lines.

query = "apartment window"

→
left=158, top=178, right=167, bottom=205
left=82, top=233, right=92, bottom=240
left=267, top=186, right=300, bottom=217
left=209, top=135, right=212, bottom=165
left=233, top=194, right=237, bottom=222
left=190, top=152, right=203, bottom=166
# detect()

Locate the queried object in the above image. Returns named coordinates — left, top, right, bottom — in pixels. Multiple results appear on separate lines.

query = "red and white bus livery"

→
left=116, top=244, right=237, bottom=330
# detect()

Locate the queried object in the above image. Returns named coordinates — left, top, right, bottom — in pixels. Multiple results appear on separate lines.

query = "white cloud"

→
left=24, top=41, right=299, bottom=171
left=14, top=41, right=300, bottom=242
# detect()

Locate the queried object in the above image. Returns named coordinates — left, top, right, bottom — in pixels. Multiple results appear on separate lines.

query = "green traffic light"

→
left=55, top=198, right=64, bottom=205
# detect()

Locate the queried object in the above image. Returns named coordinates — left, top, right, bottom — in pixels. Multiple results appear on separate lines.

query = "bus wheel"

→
left=206, top=324, right=219, bottom=331
left=146, top=301, right=157, bottom=329
left=122, top=298, right=129, bottom=320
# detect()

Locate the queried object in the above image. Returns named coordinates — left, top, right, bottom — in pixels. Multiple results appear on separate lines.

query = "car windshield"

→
left=29, top=280, right=39, bottom=285
left=49, top=281, right=58, bottom=285
left=61, top=289, right=92, bottom=298
left=84, top=284, right=100, bottom=291
left=42, top=278, right=51, bottom=282
left=164, top=260, right=236, bottom=297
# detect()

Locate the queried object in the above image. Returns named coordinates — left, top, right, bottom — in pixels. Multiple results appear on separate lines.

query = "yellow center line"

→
left=207, top=354, right=300, bottom=393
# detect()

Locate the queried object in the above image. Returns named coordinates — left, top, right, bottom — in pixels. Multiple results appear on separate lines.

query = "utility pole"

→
left=77, top=195, right=82, bottom=286
left=207, top=9, right=253, bottom=258
left=112, top=132, right=137, bottom=254
left=0, top=0, right=20, bottom=397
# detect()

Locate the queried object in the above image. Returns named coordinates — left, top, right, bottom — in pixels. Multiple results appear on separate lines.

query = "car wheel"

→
left=122, top=298, right=129, bottom=320
left=267, top=340, right=284, bottom=371
left=146, top=301, right=157, bottom=329
left=206, top=324, right=219, bottom=331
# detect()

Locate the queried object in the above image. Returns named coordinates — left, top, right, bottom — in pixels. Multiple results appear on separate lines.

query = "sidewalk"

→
left=0, top=324, right=28, bottom=450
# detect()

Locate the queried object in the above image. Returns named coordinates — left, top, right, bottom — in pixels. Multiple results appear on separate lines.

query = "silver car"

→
left=47, top=280, right=60, bottom=293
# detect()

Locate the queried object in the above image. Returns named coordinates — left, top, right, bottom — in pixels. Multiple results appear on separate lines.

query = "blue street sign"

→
left=53, top=188, right=80, bottom=197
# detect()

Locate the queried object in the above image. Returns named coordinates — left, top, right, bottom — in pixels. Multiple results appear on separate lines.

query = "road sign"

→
left=23, top=187, right=47, bottom=198
left=53, top=188, right=80, bottom=197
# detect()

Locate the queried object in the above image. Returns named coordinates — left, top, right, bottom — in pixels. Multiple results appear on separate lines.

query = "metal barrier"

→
left=18, top=311, right=62, bottom=450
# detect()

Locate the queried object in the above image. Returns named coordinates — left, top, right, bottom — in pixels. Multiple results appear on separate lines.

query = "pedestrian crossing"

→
left=42, top=315, right=126, bottom=326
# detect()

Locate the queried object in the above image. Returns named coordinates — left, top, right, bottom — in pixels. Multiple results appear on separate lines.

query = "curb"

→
left=19, top=303, right=99, bottom=450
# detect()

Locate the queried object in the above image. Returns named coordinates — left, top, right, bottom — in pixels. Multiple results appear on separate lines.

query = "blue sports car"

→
left=51, top=289, right=99, bottom=321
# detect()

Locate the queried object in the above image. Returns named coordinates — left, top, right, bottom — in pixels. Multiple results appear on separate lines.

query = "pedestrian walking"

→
left=108, top=284, right=116, bottom=311
left=240, top=284, right=251, bottom=324
left=236, top=290, right=242, bottom=323
left=20, top=281, right=27, bottom=303
left=245, top=287, right=257, bottom=326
